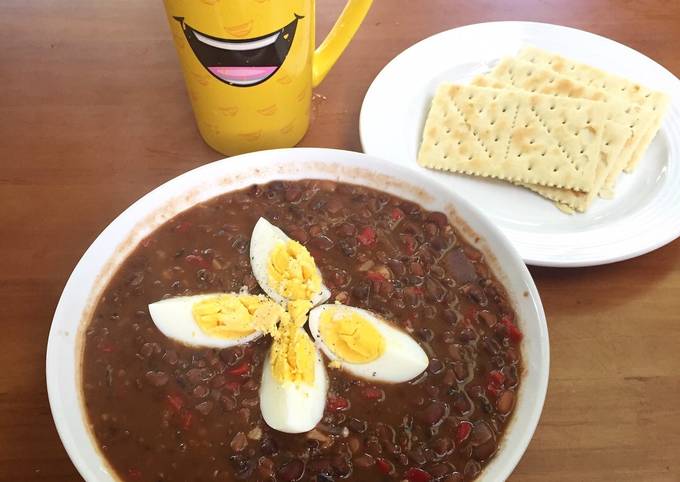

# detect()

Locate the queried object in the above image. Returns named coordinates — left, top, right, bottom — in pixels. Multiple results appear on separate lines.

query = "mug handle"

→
left=312, top=0, right=373, bottom=87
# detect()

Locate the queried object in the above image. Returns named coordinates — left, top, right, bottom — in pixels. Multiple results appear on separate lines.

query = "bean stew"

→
left=82, top=179, right=523, bottom=482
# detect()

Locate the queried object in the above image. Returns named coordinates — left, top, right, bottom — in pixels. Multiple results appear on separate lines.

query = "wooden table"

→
left=1, top=0, right=678, bottom=480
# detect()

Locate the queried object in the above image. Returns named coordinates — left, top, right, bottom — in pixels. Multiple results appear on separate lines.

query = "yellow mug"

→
left=163, top=0, right=373, bottom=156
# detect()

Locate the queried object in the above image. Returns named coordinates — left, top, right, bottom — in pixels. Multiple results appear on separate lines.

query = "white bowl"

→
left=47, top=147, right=549, bottom=481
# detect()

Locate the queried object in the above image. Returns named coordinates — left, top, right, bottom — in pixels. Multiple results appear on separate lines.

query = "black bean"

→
left=219, top=346, right=245, bottom=366
left=353, top=453, right=375, bottom=468
left=441, top=473, right=463, bottom=482
left=260, top=435, right=278, bottom=456
left=425, top=278, right=447, bottom=302
left=310, top=235, right=334, bottom=251
left=408, top=448, right=427, bottom=466
left=331, top=454, right=352, bottom=477
left=338, top=238, right=357, bottom=257
left=431, top=438, right=453, bottom=458
left=426, top=212, right=448, bottom=227
left=192, top=384, right=209, bottom=399
left=144, top=370, right=168, bottom=387
left=277, top=459, right=305, bottom=481
left=194, top=400, right=213, bottom=416
left=450, top=391, right=472, bottom=415
left=464, top=460, right=481, bottom=479
left=348, top=418, right=367, bottom=433
left=418, top=401, right=448, bottom=426
left=496, top=390, right=515, bottom=415
left=462, top=283, right=487, bottom=306
left=428, top=359, right=444, bottom=375
left=352, top=281, right=371, bottom=301
left=229, top=454, right=255, bottom=479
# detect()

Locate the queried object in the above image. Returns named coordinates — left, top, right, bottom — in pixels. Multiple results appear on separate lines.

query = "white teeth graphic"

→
left=194, top=31, right=280, bottom=51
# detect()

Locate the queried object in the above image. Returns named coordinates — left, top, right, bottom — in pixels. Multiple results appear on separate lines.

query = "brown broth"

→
left=82, top=179, right=522, bottom=482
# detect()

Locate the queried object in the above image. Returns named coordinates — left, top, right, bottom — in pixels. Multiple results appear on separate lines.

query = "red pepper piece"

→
left=327, top=395, right=350, bottom=412
left=166, top=393, right=184, bottom=413
left=174, top=221, right=192, bottom=233
left=356, top=226, right=377, bottom=246
left=456, top=421, right=473, bottom=445
left=402, top=234, right=417, bottom=255
left=404, top=467, right=433, bottom=482
left=98, top=341, right=115, bottom=353
left=501, top=316, right=523, bottom=343
left=486, top=383, right=502, bottom=398
left=127, top=468, right=142, bottom=479
left=185, top=254, right=210, bottom=269
left=227, top=362, right=251, bottom=377
left=179, top=410, right=193, bottom=430
left=488, top=370, right=505, bottom=387
left=366, top=271, right=386, bottom=282
left=375, top=457, right=393, bottom=475
left=361, top=386, right=385, bottom=401
left=390, top=207, right=404, bottom=221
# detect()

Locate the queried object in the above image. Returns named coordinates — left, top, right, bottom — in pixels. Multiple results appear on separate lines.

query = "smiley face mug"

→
left=163, top=0, right=373, bottom=156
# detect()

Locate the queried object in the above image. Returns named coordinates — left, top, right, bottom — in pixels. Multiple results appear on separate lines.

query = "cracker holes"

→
left=576, top=104, right=582, bottom=110
left=446, top=128, right=451, bottom=134
left=553, top=167, right=559, bottom=172
left=528, top=165, right=533, bottom=171
left=529, top=139, right=535, bottom=145
left=494, top=137, right=499, bottom=142
left=467, top=155, right=473, bottom=160
left=502, top=107, right=508, bottom=113
left=549, top=77, right=555, bottom=84
left=562, top=119, right=567, bottom=125
left=550, top=105, right=556, bottom=110
left=542, top=152, right=547, bottom=157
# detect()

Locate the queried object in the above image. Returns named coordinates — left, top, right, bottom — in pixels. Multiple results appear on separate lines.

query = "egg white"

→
left=308, top=304, right=429, bottom=383
left=148, top=294, right=264, bottom=349
left=250, top=217, right=330, bottom=306
left=258, top=330, right=329, bottom=433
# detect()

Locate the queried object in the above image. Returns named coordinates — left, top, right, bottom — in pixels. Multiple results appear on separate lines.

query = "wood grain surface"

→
left=1, top=0, right=679, bottom=480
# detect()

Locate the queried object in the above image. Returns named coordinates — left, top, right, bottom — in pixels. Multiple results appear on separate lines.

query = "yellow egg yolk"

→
left=192, top=294, right=282, bottom=339
left=267, top=240, right=321, bottom=301
left=270, top=313, right=316, bottom=385
left=319, top=309, right=386, bottom=363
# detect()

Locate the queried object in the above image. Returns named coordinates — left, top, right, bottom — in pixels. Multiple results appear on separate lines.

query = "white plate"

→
left=47, top=148, right=549, bottom=481
left=360, top=21, right=680, bottom=267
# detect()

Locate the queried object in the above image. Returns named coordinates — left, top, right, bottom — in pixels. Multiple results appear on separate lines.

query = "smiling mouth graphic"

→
left=174, top=16, right=301, bottom=87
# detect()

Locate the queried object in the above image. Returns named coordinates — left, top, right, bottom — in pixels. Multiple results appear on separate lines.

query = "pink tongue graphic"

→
left=208, top=66, right=278, bottom=83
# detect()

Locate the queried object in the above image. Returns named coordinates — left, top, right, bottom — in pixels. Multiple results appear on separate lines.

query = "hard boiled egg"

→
left=259, top=324, right=328, bottom=433
left=148, top=292, right=282, bottom=349
left=250, top=217, right=330, bottom=307
left=308, top=304, right=429, bottom=383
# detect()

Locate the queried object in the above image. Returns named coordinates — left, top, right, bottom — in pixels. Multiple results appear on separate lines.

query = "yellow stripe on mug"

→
left=164, top=0, right=373, bottom=155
